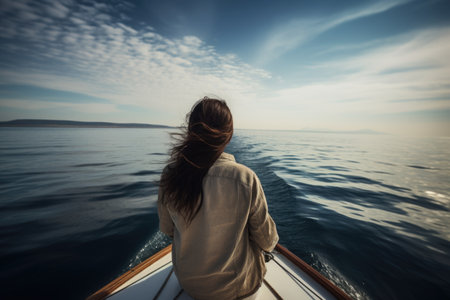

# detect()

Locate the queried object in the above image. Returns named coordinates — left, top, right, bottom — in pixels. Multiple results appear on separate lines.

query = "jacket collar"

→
left=218, top=152, right=235, bottom=162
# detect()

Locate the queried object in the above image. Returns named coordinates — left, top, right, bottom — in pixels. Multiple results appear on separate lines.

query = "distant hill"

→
left=299, top=128, right=385, bottom=135
left=0, top=119, right=173, bottom=129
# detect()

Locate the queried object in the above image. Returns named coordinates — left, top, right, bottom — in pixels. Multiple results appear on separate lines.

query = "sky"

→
left=0, top=0, right=449, bottom=136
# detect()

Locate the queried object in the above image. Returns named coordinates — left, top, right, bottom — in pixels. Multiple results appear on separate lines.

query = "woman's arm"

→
left=248, top=175, right=279, bottom=252
left=158, top=188, right=174, bottom=238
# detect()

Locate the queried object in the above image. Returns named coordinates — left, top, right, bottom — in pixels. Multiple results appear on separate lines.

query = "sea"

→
left=0, top=127, right=449, bottom=300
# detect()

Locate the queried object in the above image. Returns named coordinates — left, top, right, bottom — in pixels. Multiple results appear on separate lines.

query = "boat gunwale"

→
left=274, top=244, right=351, bottom=300
left=85, top=245, right=172, bottom=300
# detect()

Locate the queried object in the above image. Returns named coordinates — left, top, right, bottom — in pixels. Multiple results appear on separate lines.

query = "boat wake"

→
left=126, top=231, right=171, bottom=270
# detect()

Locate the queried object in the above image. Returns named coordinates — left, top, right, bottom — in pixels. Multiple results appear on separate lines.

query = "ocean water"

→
left=0, top=127, right=449, bottom=300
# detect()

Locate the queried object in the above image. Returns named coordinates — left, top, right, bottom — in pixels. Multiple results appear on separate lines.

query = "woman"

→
left=158, top=97, right=278, bottom=300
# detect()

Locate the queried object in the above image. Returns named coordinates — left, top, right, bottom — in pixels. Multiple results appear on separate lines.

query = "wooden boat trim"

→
left=275, top=243, right=351, bottom=300
left=86, top=245, right=172, bottom=300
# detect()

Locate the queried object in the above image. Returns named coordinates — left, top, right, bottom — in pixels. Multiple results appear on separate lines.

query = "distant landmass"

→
left=299, top=128, right=385, bottom=135
left=0, top=119, right=173, bottom=129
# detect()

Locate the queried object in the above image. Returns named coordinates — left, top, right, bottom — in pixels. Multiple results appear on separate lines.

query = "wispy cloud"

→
left=242, top=27, right=450, bottom=134
left=255, top=0, right=410, bottom=65
left=277, top=28, right=450, bottom=108
left=0, top=0, right=270, bottom=123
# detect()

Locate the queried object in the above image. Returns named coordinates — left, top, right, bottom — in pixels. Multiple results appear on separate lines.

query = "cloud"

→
left=256, top=0, right=410, bottom=65
left=287, top=27, right=450, bottom=109
left=0, top=0, right=270, bottom=123
left=233, top=26, right=450, bottom=135
left=45, top=1, right=70, bottom=18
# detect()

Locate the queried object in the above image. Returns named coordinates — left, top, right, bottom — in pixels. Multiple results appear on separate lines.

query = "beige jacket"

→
left=158, top=152, right=279, bottom=300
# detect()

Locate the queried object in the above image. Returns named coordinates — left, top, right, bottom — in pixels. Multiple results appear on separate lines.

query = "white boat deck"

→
left=106, top=248, right=337, bottom=300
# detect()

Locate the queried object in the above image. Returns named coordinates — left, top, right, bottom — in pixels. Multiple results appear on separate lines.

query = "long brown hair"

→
left=159, top=97, right=233, bottom=223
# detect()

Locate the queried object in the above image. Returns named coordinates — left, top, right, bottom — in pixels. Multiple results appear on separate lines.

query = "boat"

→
left=87, top=244, right=351, bottom=300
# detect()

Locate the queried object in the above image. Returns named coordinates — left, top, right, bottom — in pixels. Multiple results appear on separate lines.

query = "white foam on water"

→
left=127, top=231, right=171, bottom=269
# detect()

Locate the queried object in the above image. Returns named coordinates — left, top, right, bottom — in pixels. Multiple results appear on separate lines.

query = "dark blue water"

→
left=0, top=128, right=449, bottom=300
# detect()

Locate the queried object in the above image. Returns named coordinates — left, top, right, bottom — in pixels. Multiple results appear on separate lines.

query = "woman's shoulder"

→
left=208, top=153, right=258, bottom=186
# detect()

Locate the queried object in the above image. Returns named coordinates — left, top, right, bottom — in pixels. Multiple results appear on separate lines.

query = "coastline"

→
left=0, top=119, right=173, bottom=129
